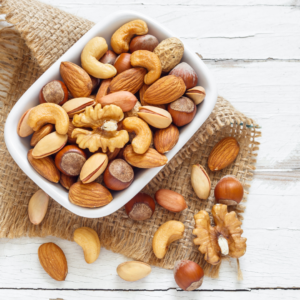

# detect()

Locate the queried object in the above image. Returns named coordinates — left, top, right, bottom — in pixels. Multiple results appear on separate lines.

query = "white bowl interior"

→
left=4, top=10, right=217, bottom=218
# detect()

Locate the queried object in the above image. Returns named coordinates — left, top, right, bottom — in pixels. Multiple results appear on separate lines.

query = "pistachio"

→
left=191, top=164, right=211, bottom=200
left=80, top=153, right=108, bottom=184
left=138, top=106, right=172, bottom=129
left=186, top=86, right=206, bottom=105
left=62, top=98, right=95, bottom=117
left=32, top=131, right=68, bottom=159
left=17, top=108, right=34, bottom=137
left=30, top=124, right=54, bottom=147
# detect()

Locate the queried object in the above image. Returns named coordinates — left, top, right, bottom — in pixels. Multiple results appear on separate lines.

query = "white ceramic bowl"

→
left=5, top=11, right=217, bottom=218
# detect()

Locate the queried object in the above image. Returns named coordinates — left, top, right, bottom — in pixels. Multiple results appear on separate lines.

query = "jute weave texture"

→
left=0, top=0, right=261, bottom=277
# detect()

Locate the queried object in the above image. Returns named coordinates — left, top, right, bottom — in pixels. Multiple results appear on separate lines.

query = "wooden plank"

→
left=38, top=0, right=300, bottom=59
left=0, top=289, right=298, bottom=300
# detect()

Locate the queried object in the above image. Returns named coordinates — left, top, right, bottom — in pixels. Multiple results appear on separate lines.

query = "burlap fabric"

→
left=0, top=0, right=261, bottom=277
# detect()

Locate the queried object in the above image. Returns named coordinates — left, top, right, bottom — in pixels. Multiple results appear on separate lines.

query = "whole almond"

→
left=28, top=149, right=60, bottom=183
left=30, top=124, right=54, bottom=147
left=32, top=131, right=68, bottom=159
left=60, top=173, right=77, bottom=190
left=155, top=189, right=187, bottom=212
left=154, top=124, right=179, bottom=154
left=108, top=68, right=147, bottom=95
left=96, top=91, right=137, bottom=112
left=60, top=62, right=92, bottom=98
left=95, top=78, right=112, bottom=101
left=38, top=242, right=68, bottom=281
left=17, top=108, right=34, bottom=137
left=124, top=145, right=168, bottom=168
left=69, top=181, right=113, bottom=208
left=143, top=75, right=186, bottom=105
left=208, top=137, right=240, bottom=171
left=191, top=164, right=211, bottom=200
left=28, top=189, right=49, bottom=225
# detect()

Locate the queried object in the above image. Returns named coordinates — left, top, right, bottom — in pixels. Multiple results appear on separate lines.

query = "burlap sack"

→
left=0, top=0, right=260, bottom=277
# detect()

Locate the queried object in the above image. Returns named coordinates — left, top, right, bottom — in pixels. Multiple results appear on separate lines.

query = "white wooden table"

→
left=1, top=0, right=299, bottom=299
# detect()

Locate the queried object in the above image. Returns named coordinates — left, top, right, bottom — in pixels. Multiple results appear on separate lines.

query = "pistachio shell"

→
left=138, top=106, right=172, bottom=129
left=28, top=189, right=49, bottom=225
left=32, top=131, right=68, bottom=158
left=191, top=164, right=211, bottom=200
left=80, top=153, right=108, bottom=183
left=62, top=98, right=95, bottom=117
left=186, top=86, right=206, bottom=105
left=17, top=108, right=34, bottom=137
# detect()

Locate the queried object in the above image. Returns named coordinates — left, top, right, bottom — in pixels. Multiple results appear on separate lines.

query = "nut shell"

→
left=186, top=86, right=206, bottom=105
left=30, top=124, right=54, bottom=147
left=154, top=124, right=179, bottom=153
left=69, top=181, right=113, bottom=208
left=169, top=62, right=198, bottom=89
left=114, top=53, right=132, bottom=74
left=38, top=242, right=68, bottom=281
left=62, top=98, right=95, bottom=117
left=39, top=80, right=68, bottom=105
left=138, top=106, right=172, bottom=129
left=130, top=34, right=159, bottom=53
left=143, top=75, right=186, bottom=105
left=191, top=164, right=211, bottom=200
left=208, top=137, right=240, bottom=171
left=17, top=108, right=34, bottom=137
left=60, top=61, right=92, bottom=98
left=154, top=37, right=184, bottom=72
left=99, top=50, right=117, bottom=65
left=155, top=189, right=187, bottom=212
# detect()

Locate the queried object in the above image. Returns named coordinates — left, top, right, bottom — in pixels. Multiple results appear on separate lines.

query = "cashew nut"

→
left=73, top=227, right=101, bottom=264
left=81, top=37, right=117, bottom=79
left=111, top=20, right=148, bottom=54
left=122, top=117, right=152, bottom=154
left=27, top=103, right=69, bottom=135
left=131, top=50, right=162, bottom=85
left=152, top=220, right=185, bottom=259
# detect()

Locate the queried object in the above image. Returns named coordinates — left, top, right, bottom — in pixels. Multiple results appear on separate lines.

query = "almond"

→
left=208, top=137, right=240, bottom=171
left=60, top=61, right=93, bottom=98
left=69, top=181, right=113, bottom=208
left=60, top=173, right=77, bottom=190
left=143, top=75, right=186, bottom=105
left=155, top=189, right=187, bottom=212
left=108, top=67, right=147, bottom=95
left=124, top=145, right=168, bottom=168
left=153, top=124, right=179, bottom=154
left=38, top=242, right=68, bottom=281
left=32, top=131, right=68, bottom=159
left=27, top=149, right=60, bottom=183
left=30, top=124, right=54, bottom=147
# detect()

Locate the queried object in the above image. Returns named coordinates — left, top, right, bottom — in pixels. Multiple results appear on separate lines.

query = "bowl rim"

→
left=4, top=10, right=217, bottom=218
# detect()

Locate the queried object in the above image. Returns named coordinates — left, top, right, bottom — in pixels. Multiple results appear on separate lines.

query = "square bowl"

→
left=4, top=10, right=217, bottom=218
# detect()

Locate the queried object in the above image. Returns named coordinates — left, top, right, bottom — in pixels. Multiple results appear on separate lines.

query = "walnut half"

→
left=193, top=204, right=247, bottom=265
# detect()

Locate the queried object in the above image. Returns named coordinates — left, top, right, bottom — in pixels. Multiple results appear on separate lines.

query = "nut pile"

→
left=18, top=19, right=206, bottom=209
left=21, top=19, right=246, bottom=290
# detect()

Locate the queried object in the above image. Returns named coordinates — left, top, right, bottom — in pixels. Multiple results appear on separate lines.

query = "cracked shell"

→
left=138, top=106, right=172, bottom=129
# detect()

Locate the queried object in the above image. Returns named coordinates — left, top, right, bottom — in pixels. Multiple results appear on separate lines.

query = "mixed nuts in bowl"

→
left=5, top=11, right=217, bottom=218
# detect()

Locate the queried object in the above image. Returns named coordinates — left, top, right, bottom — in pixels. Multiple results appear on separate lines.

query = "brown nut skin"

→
left=111, top=19, right=148, bottom=54
left=30, top=124, right=54, bottom=147
left=154, top=124, right=179, bottom=154
left=125, top=193, right=155, bottom=221
left=103, top=159, right=134, bottom=191
left=155, top=189, right=187, bottom=212
left=208, top=137, right=240, bottom=171
left=60, top=173, right=77, bottom=190
left=99, top=50, right=117, bottom=65
left=90, top=75, right=100, bottom=93
left=114, top=53, right=132, bottom=74
left=55, top=145, right=87, bottom=176
left=214, top=175, right=244, bottom=205
left=95, top=78, right=112, bottom=101
left=167, top=97, right=196, bottom=127
left=169, top=62, right=198, bottom=90
left=130, top=34, right=159, bottom=53
left=174, top=260, right=204, bottom=291
left=27, top=149, right=60, bottom=183
left=38, top=242, right=68, bottom=281
left=39, top=80, right=68, bottom=105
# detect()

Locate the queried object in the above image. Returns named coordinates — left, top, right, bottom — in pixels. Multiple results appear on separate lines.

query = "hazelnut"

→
left=60, top=173, right=77, bottom=190
left=39, top=80, right=68, bottom=105
left=174, top=260, right=204, bottom=291
left=169, top=62, right=198, bottom=89
left=214, top=175, right=244, bottom=205
left=125, top=193, right=155, bottom=221
left=155, top=189, right=187, bottom=212
left=99, top=50, right=117, bottom=65
left=154, top=124, right=179, bottom=154
left=90, top=75, right=100, bottom=92
left=55, top=145, right=87, bottom=176
left=103, top=159, right=134, bottom=191
left=167, top=97, right=196, bottom=127
left=130, top=34, right=159, bottom=53
left=114, top=53, right=132, bottom=74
